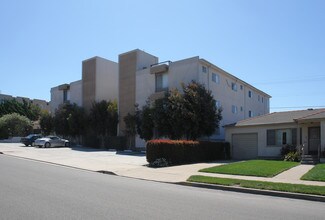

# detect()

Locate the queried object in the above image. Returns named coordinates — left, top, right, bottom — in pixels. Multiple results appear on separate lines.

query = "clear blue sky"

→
left=1, top=0, right=324, bottom=112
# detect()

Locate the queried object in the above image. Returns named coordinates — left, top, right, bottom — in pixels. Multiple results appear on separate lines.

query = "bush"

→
left=0, top=113, right=32, bottom=139
left=146, top=140, right=230, bottom=165
left=281, top=144, right=297, bottom=158
left=284, top=151, right=301, bottom=162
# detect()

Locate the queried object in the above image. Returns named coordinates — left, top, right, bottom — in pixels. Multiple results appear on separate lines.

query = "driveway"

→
left=0, top=143, right=226, bottom=182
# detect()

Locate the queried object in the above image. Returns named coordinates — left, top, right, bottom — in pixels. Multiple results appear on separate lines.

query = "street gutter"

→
left=177, top=181, right=325, bottom=203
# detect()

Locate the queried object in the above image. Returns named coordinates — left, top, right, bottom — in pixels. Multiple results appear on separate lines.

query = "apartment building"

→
left=50, top=56, right=118, bottom=113
left=51, top=49, right=271, bottom=148
left=119, top=50, right=271, bottom=147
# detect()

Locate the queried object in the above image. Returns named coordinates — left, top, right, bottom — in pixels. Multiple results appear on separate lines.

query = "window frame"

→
left=231, top=82, right=237, bottom=91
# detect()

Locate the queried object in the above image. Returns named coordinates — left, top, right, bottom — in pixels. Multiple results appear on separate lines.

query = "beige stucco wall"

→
left=50, top=86, right=62, bottom=114
left=50, top=80, right=82, bottom=114
left=95, top=57, right=118, bottom=103
left=69, top=80, right=82, bottom=107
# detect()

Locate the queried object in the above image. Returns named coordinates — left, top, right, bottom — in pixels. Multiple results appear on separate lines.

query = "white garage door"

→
left=232, top=133, right=258, bottom=160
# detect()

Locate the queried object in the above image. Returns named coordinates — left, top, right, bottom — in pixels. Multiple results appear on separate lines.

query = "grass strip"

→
left=200, top=160, right=299, bottom=177
left=301, top=164, right=325, bottom=182
left=188, top=175, right=325, bottom=196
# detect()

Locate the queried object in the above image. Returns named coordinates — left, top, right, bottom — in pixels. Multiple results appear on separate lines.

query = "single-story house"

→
left=225, top=108, right=325, bottom=160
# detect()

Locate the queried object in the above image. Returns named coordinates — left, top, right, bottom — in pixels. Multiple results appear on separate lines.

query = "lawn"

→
left=188, top=175, right=325, bottom=196
left=200, top=160, right=299, bottom=177
left=301, top=164, right=325, bottom=182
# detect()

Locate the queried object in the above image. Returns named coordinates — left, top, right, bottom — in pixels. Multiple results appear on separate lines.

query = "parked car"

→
left=20, top=134, right=42, bottom=146
left=34, top=136, right=70, bottom=148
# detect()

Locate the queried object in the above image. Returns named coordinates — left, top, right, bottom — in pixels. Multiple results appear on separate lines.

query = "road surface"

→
left=0, top=155, right=324, bottom=220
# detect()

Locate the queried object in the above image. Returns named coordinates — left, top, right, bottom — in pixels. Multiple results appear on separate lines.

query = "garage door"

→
left=232, top=133, right=258, bottom=160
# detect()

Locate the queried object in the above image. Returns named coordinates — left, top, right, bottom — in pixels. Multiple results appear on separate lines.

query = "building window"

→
left=262, top=97, right=264, bottom=103
left=231, top=82, right=237, bottom=91
left=258, top=95, right=260, bottom=102
left=232, top=105, right=238, bottom=114
left=63, top=90, right=70, bottom=102
left=267, top=129, right=297, bottom=146
left=248, top=110, right=253, bottom=117
left=248, top=90, right=252, bottom=98
left=212, top=73, right=219, bottom=83
left=202, top=66, right=207, bottom=73
left=240, top=85, right=243, bottom=90
left=240, top=106, right=243, bottom=111
left=155, top=73, right=168, bottom=92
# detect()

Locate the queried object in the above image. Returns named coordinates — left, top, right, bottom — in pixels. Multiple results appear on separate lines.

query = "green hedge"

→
left=146, top=140, right=230, bottom=165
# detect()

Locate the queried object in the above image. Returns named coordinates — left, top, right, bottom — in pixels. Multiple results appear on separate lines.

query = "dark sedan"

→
left=20, top=134, right=42, bottom=146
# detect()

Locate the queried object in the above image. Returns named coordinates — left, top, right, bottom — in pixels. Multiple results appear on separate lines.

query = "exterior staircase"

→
left=301, top=155, right=320, bottom=165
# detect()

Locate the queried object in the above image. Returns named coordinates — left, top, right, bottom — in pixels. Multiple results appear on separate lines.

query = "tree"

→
left=53, top=103, right=86, bottom=138
left=89, top=100, right=118, bottom=137
left=123, top=113, right=137, bottom=148
left=0, top=99, right=41, bottom=121
left=181, top=81, right=222, bottom=139
left=39, top=111, right=54, bottom=135
left=137, top=102, right=154, bottom=141
left=0, top=113, right=32, bottom=139
left=136, top=81, right=222, bottom=140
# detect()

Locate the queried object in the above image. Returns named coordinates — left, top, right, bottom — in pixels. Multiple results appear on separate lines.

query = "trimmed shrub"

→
left=146, top=140, right=230, bottom=165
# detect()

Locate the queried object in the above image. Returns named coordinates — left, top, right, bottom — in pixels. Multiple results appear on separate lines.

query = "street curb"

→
left=2, top=153, right=325, bottom=202
left=177, top=181, right=325, bottom=203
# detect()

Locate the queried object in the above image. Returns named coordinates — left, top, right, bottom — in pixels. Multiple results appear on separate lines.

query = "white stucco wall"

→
left=95, top=57, right=118, bottom=103
left=225, top=123, right=299, bottom=158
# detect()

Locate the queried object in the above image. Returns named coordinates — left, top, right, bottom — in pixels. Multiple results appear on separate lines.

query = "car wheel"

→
left=24, top=144, right=28, bottom=147
left=45, top=142, right=51, bottom=148
left=65, top=142, right=70, bottom=147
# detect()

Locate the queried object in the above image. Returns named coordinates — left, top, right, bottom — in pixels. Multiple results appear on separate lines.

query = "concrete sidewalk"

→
left=1, top=143, right=325, bottom=187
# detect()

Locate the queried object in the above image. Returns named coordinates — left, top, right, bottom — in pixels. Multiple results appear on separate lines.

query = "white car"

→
left=34, top=136, right=70, bottom=148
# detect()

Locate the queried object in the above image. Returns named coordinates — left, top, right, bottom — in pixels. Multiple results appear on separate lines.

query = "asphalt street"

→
left=0, top=155, right=324, bottom=220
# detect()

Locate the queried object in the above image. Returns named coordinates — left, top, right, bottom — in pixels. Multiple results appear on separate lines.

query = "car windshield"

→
left=26, top=134, right=36, bottom=138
